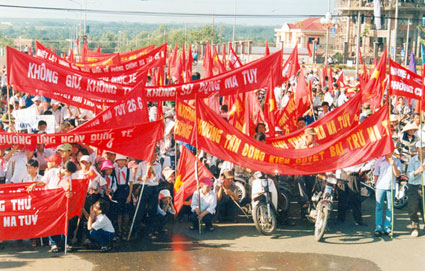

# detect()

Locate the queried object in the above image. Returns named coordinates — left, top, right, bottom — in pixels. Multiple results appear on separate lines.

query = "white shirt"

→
left=22, top=173, right=43, bottom=183
left=6, top=152, right=29, bottom=183
left=101, top=174, right=117, bottom=195
left=35, top=148, right=53, bottom=170
left=135, top=161, right=161, bottom=186
left=52, top=109, right=63, bottom=132
left=74, top=167, right=106, bottom=192
left=92, top=214, right=115, bottom=233
left=61, top=106, right=78, bottom=120
left=337, top=93, right=348, bottom=107
left=324, top=92, right=334, bottom=106
left=114, top=166, right=133, bottom=185
left=191, top=190, right=217, bottom=215
left=41, top=168, right=71, bottom=190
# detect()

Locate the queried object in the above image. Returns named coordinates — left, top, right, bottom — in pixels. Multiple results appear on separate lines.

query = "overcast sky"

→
left=0, top=0, right=334, bottom=25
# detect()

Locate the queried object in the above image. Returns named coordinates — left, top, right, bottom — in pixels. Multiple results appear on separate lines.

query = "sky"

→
left=0, top=0, right=334, bottom=26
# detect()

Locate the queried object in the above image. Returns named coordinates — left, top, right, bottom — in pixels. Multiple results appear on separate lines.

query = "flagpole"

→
left=128, top=180, right=146, bottom=241
left=388, top=90, right=394, bottom=239
left=194, top=95, right=202, bottom=234
left=64, top=191, right=70, bottom=255
left=421, top=99, right=425, bottom=224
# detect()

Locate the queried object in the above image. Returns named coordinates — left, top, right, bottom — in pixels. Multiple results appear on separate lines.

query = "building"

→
left=274, top=17, right=337, bottom=64
left=334, top=0, right=424, bottom=65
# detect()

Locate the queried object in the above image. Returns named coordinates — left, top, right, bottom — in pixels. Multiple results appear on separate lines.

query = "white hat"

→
left=402, top=122, right=419, bottom=133
left=32, top=96, right=42, bottom=102
left=162, top=167, right=175, bottom=180
left=159, top=189, right=171, bottom=199
left=51, top=99, right=60, bottom=105
left=114, top=153, right=127, bottom=161
left=79, top=155, right=91, bottom=163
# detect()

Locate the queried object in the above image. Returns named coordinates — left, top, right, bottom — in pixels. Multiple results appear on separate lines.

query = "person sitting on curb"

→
left=190, top=177, right=217, bottom=232
left=85, top=199, right=115, bottom=252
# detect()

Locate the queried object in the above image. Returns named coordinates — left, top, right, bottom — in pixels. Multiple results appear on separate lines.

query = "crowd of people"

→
left=0, top=61, right=424, bottom=254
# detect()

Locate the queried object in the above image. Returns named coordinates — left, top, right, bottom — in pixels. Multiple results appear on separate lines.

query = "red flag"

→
left=264, top=72, right=277, bottom=137
left=245, top=91, right=265, bottom=136
left=28, top=47, right=32, bottom=56
left=282, top=45, right=300, bottom=82
left=181, top=43, right=186, bottom=81
left=359, top=48, right=369, bottom=81
left=53, top=48, right=57, bottom=55
left=336, top=71, right=344, bottom=87
left=212, top=45, right=226, bottom=74
left=67, top=49, right=74, bottom=62
left=185, top=45, right=193, bottom=82
left=203, top=42, right=213, bottom=78
left=362, top=49, right=387, bottom=109
left=82, top=40, right=89, bottom=60
left=294, top=69, right=311, bottom=112
left=265, top=41, right=270, bottom=56
left=97, top=45, right=101, bottom=53
left=156, top=101, right=163, bottom=121
left=328, top=66, right=334, bottom=93
left=222, top=44, right=227, bottom=69
left=168, top=43, right=178, bottom=81
left=306, top=39, right=312, bottom=57
left=157, top=65, right=165, bottom=86
left=174, top=146, right=214, bottom=214
left=227, top=93, right=248, bottom=134
left=76, top=37, right=79, bottom=51
left=172, top=51, right=184, bottom=84
left=321, top=65, right=327, bottom=88
left=228, top=44, right=242, bottom=70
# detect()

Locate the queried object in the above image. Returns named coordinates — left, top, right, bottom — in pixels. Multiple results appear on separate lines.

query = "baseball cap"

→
left=58, top=143, right=72, bottom=152
left=45, top=154, right=62, bottom=165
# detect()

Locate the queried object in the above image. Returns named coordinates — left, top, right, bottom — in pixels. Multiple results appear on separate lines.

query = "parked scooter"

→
left=251, top=172, right=279, bottom=235
left=307, top=173, right=347, bottom=241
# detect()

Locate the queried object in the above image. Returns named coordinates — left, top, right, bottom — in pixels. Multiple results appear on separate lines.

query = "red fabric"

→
left=186, top=45, right=193, bottom=82
left=336, top=71, right=344, bottom=87
left=306, top=39, right=312, bottom=57
left=358, top=48, right=369, bottom=81
left=228, top=44, right=242, bottom=69
left=0, top=180, right=88, bottom=241
left=172, top=51, right=184, bottom=84
left=67, top=49, right=74, bottom=62
left=295, top=69, right=311, bottom=111
left=264, top=41, right=270, bottom=56
left=321, top=65, right=327, bottom=88
left=173, top=146, right=214, bottom=214
left=147, top=51, right=282, bottom=101
left=203, top=42, right=213, bottom=78
left=389, top=59, right=423, bottom=101
left=97, top=45, right=101, bottom=53
left=264, top=71, right=277, bottom=137
left=362, top=50, right=387, bottom=109
left=212, top=45, right=226, bottom=75
left=267, top=92, right=362, bottom=148
left=193, top=98, right=393, bottom=175
left=328, top=66, right=334, bottom=93
left=35, top=41, right=166, bottom=80
left=282, top=45, right=300, bottom=82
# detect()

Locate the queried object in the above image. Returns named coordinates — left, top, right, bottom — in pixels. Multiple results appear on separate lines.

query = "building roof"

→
left=287, top=17, right=325, bottom=31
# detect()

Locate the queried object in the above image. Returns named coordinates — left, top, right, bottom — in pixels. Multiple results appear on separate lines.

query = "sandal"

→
left=49, top=245, right=59, bottom=253
left=32, top=239, right=37, bottom=248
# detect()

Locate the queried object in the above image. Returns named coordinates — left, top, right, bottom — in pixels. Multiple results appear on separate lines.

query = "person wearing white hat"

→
left=398, top=122, right=419, bottom=166
left=30, top=95, right=44, bottom=115
left=406, top=140, right=425, bottom=237
left=149, top=189, right=176, bottom=239
left=113, top=153, right=133, bottom=240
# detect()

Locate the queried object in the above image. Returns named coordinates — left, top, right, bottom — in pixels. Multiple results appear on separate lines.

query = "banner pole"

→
left=128, top=181, right=146, bottom=241
left=388, top=87, right=394, bottom=239
left=195, top=95, right=202, bottom=235
left=64, top=195, right=69, bottom=255
left=421, top=101, right=425, bottom=223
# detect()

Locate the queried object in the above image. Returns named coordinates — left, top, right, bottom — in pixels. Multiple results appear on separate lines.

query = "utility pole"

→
left=355, top=12, right=361, bottom=75
left=405, top=17, right=411, bottom=66
left=393, top=0, right=399, bottom=62
left=232, top=0, right=237, bottom=42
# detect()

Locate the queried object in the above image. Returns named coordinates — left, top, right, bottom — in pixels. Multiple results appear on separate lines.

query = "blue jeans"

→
left=375, top=189, right=394, bottom=232
left=89, top=229, right=114, bottom=247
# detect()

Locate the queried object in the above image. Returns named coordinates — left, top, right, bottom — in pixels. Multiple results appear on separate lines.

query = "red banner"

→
left=0, top=120, right=163, bottom=161
left=74, top=78, right=149, bottom=131
left=81, top=45, right=155, bottom=64
left=145, top=51, right=283, bottom=101
left=175, top=98, right=196, bottom=145
left=389, top=59, right=423, bottom=100
left=36, top=42, right=166, bottom=83
left=7, top=46, right=138, bottom=110
left=191, top=98, right=393, bottom=175
left=267, top=92, right=362, bottom=148
left=0, top=180, right=88, bottom=241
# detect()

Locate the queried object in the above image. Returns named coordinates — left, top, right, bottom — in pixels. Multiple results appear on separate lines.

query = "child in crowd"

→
left=23, top=159, right=42, bottom=183
left=85, top=199, right=115, bottom=252
left=150, top=189, right=176, bottom=239
left=113, top=154, right=133, bottom=240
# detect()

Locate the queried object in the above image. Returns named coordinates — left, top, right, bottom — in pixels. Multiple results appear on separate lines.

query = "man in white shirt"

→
left=4, top=146, right=35, bottom=183
left=190, top=177, right=217, bottom=231
left=337, top=89, right=348, bottom=107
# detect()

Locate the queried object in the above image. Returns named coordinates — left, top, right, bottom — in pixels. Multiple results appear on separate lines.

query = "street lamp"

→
left=320, top=12, right=337, bottom=65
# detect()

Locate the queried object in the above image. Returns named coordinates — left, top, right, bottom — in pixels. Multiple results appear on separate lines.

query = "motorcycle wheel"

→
left=234, top=180, right=247, bottom=204
left=253, top=202, right=277, bottom=235
left=314, top=203, right=329, bottom=242
left=394, top=184, right=408, bottom=209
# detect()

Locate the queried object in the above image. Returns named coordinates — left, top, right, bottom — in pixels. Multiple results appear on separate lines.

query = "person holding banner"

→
left=190, top=177, right=217, bottom=232
left=27, top=161, right=78, bottom=252
left=373, top=153, right=401, bottom=237
left=406, top=141, right=425, bottom=237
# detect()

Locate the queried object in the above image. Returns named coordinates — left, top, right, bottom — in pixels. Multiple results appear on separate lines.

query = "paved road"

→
left=1, top=197, right=424, bottom=271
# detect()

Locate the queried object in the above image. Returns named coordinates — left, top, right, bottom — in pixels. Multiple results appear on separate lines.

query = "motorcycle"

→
left=307, top=174, right=347, bottom=242
left=251, top=172, right=279, bottom=235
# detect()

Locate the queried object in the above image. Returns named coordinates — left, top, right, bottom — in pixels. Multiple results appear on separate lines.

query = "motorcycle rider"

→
left=406, top=141, right=425, bottom=237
